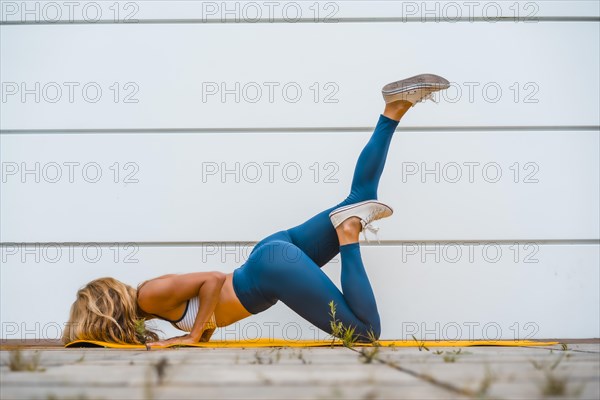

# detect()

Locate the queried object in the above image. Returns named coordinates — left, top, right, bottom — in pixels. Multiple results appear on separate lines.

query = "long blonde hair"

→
left=62, top=277, right=159, bottom=344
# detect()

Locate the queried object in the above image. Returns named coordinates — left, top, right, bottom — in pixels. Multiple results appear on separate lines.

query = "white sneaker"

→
left=382, top=73, right=450, bottom=106
left=329, top=200, right=393, bottom=243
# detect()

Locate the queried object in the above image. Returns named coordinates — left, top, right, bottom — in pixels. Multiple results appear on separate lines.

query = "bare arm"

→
left=138, top=272, right=226, bottom=343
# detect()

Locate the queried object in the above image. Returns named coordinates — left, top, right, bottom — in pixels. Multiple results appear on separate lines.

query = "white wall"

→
left=1, top=1, right=599, bottom=341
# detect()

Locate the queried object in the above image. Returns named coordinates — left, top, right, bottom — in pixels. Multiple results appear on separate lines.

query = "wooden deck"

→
left=1, top=341, right=599, bottom=399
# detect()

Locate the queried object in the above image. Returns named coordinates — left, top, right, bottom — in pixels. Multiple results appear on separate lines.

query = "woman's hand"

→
left=146, top=334, right=199, bottom=349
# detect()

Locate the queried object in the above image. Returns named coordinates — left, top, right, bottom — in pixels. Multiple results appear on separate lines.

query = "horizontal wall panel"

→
left=1, top=130, right=598, bottom=242
left=1, top=22, right=598, bottom=130
left=1, top=243, right=598, bottom=340
left=1, top=1, right=598, bottom=23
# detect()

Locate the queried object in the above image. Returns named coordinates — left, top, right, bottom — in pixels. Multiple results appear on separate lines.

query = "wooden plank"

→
left=1, top=22, right=598, bottom=129
left=1, top=347, right=598, bottom=400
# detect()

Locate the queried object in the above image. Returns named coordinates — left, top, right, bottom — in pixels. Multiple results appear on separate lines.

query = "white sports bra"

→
left=137, top=280, right=217, bottom=333
left=165, top=296, right=217, bottom=332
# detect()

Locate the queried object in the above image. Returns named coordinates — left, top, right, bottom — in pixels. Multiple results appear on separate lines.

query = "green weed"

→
left=8, top=349, right=44, bottom=372
left=328, top=300, right=358, bottom=348
left=411, top=335, right=429, bottom=351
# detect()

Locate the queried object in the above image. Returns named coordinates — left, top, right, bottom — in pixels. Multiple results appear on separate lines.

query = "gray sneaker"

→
left=382, top=74, right=450, bottom=106
left=329, top=200, right=393, bottom=243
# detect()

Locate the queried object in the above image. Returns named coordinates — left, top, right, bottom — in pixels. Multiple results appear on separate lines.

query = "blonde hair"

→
left=62, top=277, right=159, bottom=345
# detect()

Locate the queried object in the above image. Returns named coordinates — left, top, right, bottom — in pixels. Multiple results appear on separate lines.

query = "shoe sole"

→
left=382, top=73, right=450, bottom=96
left=328, top=200, right=393, bottom=225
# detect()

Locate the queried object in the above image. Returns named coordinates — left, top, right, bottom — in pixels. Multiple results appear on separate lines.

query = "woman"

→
left=62, top=74, right=450, bottom=347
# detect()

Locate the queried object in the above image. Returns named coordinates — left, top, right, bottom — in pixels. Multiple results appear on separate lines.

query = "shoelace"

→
left=414, top=92, right=437, bottom=105
left=362, top=221, right=381, bottom=244
left=361, top=208, right=384, bottom=244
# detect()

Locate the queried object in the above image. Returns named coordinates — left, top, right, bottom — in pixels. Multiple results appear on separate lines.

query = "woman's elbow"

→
left=210, top=271, right=227, bottom=284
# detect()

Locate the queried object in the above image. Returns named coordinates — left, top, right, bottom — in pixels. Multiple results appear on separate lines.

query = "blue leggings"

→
left=232, top=114, right=399, bottom=342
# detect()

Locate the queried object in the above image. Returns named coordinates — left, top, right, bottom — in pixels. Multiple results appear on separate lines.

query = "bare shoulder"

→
left=137, top=275, right=180, bottom=313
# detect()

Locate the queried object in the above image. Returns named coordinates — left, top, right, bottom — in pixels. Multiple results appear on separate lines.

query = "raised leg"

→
left=283, top=101, right=411, bottom=267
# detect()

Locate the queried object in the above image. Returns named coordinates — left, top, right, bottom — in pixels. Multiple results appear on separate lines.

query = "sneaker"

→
left=329, top=200, right=393, bottom=243
left=382, top=73, right=450, bottom=106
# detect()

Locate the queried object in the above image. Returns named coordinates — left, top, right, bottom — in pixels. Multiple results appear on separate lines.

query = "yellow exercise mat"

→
left=65, top=338, right=559, bottom=349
